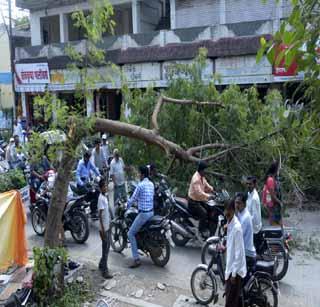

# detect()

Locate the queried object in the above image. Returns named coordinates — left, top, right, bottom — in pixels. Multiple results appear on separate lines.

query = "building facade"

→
left=0, top=24, right=30, bottom=130
left=15, top=0, right=300, bottom=125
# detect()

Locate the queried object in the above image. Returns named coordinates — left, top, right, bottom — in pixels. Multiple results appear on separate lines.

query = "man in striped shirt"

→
left=127, top=165, right=155, bottom=268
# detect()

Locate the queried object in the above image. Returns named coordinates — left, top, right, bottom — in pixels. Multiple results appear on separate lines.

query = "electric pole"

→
left=8, top=0, right=17, bottom=125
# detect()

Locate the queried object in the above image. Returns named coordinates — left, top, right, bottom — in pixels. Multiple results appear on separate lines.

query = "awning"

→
left=0, top=84, right=14, bottom=110
left=15, top=84, right=46, bottom=93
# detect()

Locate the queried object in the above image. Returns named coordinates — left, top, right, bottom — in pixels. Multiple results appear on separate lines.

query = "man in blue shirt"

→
left=235, top=192, right=257, bottom=272
left=76, top=151, right=101, bottom=218
left=127, top=166, right=154, bottom=268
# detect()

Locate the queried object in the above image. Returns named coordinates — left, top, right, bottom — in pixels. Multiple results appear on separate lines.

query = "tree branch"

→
left=187, top=143, right=231, bottom=156
left=151, top=95, right=224, bottom=134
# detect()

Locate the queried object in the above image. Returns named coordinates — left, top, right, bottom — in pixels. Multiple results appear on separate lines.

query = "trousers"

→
left=128, top=211, right=153, bottom=260
left=225, top=275, right=242, bottom=307
left=99, top=230, right=111, bottom=273
left=188, top=199, right=208, bottom=232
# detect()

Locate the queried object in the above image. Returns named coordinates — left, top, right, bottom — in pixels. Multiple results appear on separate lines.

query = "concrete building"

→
left=0, top=24, right=30, bottom=131
left=15, top=0, right=300, bottom=125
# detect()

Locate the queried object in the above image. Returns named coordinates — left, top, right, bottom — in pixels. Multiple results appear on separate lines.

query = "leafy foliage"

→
left=0, top=169, right=26, bottom=193
left=119, top=50, right=320, bottom=198
left=258, top=0, right=320, bottom=107
left=33, top=247, right=68, bottom=306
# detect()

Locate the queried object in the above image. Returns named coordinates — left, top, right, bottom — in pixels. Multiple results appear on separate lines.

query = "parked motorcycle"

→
left=201, top=215, right=290, bottom=281
left=110, top=200, right=174, bottom=267
left=31, top=179, right=90, bottom=244
left=191, top=231, right=278, bottom=306
left=170, top=190, right=230, bottom=246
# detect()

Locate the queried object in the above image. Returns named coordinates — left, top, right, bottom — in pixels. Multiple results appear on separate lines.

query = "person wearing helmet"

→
left=188, top=161, right=214, bottom=238
left=101, top=134, right=110, bottom=166
left=76, top=151, right=101, bottom=218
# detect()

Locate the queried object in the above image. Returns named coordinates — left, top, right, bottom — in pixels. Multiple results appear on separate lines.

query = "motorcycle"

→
left=69, top=177, right=100, bottom=219
left=31, top=178, right=90, bottom=244
left=110, top=199, right=174, bottom=267
left=201, top=215, right=290, bottom=281
left=169, top=190, right=230, bottom=246
left=191, top=232, right=278, bottom=306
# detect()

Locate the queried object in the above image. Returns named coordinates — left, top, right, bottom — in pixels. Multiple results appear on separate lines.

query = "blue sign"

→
left=0, top=72, right=12, bottom=84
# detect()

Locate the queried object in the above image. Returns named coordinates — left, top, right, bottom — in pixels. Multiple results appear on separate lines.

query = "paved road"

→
left=26, top=208, right=320, bottom=307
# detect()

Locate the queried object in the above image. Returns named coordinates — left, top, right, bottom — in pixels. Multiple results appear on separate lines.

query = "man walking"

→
left=127, top=166, right=154, bottom=268
left=109, top=149, right=126, bottom=203
left=101, top=134, right=110, bottom=166
left=91, top=139, right=105, bottom=174
left=224, top=199, right=247, bottom=307
left=235, top=192, right=257, bottom=271
left=98, top=179, right=113, bottom=279
left=246, top=176, right=262, bottom=247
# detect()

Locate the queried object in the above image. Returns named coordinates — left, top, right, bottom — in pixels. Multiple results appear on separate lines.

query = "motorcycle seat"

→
left=261, top=226, right=283, bottom=239
left=256, top=260, right=275, bottom=276
left=175, top=197, right=188, bottom=208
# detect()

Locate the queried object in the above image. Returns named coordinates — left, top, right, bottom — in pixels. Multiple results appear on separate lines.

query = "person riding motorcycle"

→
left=76, top=151, right=101, bottom=218
left=188, top=161, right=214, bottom=238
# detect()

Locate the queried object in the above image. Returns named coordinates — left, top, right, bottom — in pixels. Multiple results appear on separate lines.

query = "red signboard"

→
left=273, top=44, right=298, bottom=77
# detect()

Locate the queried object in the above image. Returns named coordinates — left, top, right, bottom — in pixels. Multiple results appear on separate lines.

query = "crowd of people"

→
left=187, top=161, right=282, bottom=307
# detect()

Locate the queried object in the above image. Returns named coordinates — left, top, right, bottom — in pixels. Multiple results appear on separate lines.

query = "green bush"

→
left=0, top=169, right=27, bottom=193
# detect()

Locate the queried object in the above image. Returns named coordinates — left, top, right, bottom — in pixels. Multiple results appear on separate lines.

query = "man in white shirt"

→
left=98, top=179, right=113, bottom=279
left=235, top=192, right=257, bottom=271
left=109, top=149, right=126, bottom=204
left=91, top=139, right=105, bottom=173
left=246, top=176, right=262, bottom=247
left=224, top=199, right=247, bottom=307
left=101, top=134, right=110, bottom=166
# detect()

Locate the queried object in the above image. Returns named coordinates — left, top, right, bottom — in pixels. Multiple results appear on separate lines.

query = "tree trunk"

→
left=44, top=147, right=76, bottom=248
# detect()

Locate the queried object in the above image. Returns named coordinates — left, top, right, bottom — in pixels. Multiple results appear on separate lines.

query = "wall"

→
left=225, top=0, right=277, bottom=24
left=176, top=0, right=220, bottom=28
left=0, top=28, right=11, bottom=72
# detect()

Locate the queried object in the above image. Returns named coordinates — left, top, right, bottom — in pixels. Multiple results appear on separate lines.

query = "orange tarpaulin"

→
left=0, top=190, right=28, bottom=270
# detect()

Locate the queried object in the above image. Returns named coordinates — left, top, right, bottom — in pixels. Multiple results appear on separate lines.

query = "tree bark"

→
left=44, top=147, right=77, bottom=248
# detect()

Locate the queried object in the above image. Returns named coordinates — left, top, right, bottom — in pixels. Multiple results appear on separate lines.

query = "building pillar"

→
left=30, top=14, right=41, bottom=46
left=132, top=0, right=141, bottom=34
left=220, top=0, right=226, bottom=24
left=170, top=0, right=176, bottom=29
left=59, top=13, right=69, bottom=43
left=86, top=92, right=94, bottom=117
left=21, top=93, right=27, bottom=117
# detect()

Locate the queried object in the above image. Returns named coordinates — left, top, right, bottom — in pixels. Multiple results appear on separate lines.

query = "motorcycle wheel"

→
left=31, top=207, right=46, bottom=236
left=150, top=238, right=170, bottom=267
left=70, top=211, right=90, bottom=244
left=171, top=214, right=190, bottom=247
left=247, top=276, right=278, bottom=307
left=110, top=222, right=126, bottom=253
left=190, top=266, right=217, bottom=305
left=262, top=242, right=289, bottom=281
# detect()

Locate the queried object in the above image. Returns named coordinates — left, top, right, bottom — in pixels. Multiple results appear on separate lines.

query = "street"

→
left=25, top=206, right=320, bottom=307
